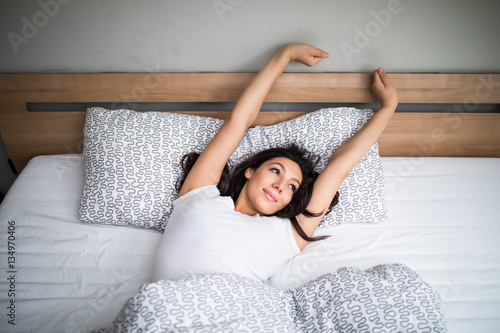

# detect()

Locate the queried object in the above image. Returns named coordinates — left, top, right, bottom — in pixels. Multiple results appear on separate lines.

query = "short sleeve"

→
left=173, top=185, right=220, bottom=207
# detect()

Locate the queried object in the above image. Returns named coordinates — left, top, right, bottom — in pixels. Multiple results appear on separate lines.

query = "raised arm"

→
left=294, top=68, right=398, bottom=250
left=178, top=44, right=330, bottom=197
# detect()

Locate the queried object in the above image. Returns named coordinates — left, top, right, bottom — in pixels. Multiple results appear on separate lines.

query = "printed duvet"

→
left=94, top=263, right=446, bottom=332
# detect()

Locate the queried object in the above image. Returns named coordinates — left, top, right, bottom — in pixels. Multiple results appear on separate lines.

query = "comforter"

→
left=94, top=264, right=446, bottom=332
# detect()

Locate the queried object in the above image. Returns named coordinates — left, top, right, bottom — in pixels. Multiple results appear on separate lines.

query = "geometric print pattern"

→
left=92, top=264, right=446, bottom=332
left=235, top=107, right=387, bottom=228
left=114, top=274, right=296, bottom=332
left=291, top=264, right=447, bottom=332
left=80, top=107, right=386, bottom=232
left=80, top=108, right=222, bottom=232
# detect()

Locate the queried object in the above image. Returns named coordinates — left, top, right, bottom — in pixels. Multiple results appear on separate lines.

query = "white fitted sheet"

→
left=0, top=155, right=499, bottom=332
left=271, top=157, right=500, bottom=332
left=0, top=155, right=162, bottom=332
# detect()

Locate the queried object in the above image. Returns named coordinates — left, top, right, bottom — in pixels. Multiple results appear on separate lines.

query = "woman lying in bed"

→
left=152, top=43, right=398, bottom=283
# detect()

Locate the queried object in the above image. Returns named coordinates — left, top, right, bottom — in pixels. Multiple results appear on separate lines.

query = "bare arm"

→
left=179, top=44, right=329, bottom=197
left=294, top=68, right=398, bottom=250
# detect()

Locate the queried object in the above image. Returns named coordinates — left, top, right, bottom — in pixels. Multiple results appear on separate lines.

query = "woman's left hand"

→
left=283, top=43, right=330, bottom=67
left=371, top=67, right=398, bottom=108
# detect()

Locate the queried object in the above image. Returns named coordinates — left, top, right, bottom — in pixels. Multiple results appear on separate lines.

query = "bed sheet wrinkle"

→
left=272, top=158, right=500, bottom=333
left=1, top=155, right=499, bottom=332
left=445, top=301, right=497, bottom=322
left=0, top=154, right=157, bottom=332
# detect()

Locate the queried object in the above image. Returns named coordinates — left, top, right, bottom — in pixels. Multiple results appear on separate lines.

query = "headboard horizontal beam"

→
left=1, top=72, right=499, bottom=173
left=1, top=73, right=499, bottom=103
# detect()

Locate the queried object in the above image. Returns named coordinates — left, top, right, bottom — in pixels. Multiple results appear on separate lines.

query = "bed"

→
left=0, top=72, right=499, bottom=332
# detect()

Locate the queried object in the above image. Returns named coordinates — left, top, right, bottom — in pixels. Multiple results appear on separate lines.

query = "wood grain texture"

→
left=1, top=73, right=499, bottom=172
left=1, top=72, right=499, bottom=103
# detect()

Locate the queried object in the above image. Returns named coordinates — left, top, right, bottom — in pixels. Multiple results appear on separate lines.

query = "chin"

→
left=257, top=203, right=283, bottom=216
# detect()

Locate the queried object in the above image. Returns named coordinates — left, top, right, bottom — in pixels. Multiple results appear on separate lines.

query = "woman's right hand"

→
left=371, top=67, right=398, bottom=108
left=282, top=43, right=330, bottom=67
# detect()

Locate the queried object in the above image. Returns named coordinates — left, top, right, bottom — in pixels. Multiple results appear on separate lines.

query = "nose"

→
left=273, top=179, right=285, bottom=193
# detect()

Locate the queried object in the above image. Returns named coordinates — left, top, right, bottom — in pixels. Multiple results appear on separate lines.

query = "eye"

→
left=270, top=167, right=280, bottom=176
left=289, top=184, right=297, bottom=192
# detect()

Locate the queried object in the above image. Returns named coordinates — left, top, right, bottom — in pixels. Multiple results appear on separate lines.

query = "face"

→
left=235, top=157, right=303, bottom=216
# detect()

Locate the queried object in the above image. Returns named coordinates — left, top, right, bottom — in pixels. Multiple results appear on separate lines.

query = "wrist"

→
left=266, top=46, right=292, bottom=72
left=379, top=104, right=397, bottom=113
left=277, top=45, right=293, bottom=62
left=383, top=100, right=398, bottom=110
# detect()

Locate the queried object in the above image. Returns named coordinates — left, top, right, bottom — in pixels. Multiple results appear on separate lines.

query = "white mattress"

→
left=0, top=155, right=162, bottom=332
left=0, top=154, right=499, bottom=332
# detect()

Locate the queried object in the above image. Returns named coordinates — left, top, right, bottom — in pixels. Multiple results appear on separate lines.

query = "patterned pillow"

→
left=232, top=108, right=386, bottom=228
left=79, top=107, right=386, bottom=232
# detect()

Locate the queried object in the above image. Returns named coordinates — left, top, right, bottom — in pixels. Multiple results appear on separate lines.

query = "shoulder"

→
left=174, top=184, right=220, bottom=206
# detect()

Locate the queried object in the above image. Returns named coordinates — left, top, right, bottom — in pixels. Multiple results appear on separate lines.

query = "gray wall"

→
left=1, top=0, right=499, bottom=195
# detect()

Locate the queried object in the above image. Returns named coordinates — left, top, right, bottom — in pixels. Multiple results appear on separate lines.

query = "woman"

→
left=152, top=43, right=398, bottom=283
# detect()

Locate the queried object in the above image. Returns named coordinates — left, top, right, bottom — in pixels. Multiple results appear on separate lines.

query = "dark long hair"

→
left=177, top=144, right=339, bottom=242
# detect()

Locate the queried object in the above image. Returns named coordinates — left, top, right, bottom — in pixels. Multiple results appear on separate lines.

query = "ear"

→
left=244, top=167, right=254, bottom=180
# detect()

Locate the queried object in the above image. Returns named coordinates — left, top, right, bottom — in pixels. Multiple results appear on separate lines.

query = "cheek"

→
left=282, top=191, right=294, bottom=205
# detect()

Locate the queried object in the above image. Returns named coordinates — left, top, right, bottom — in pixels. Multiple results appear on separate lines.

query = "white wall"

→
left=1, top=0, right=499, bottom=194
left=2, top=0, right=500, bottom=73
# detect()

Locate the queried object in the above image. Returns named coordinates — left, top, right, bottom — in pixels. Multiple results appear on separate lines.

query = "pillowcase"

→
left=237, top=108, right=387, bottom=228
left=80, top=108, right=222, bottom=231
left=79, top=107, right=386, bottom=232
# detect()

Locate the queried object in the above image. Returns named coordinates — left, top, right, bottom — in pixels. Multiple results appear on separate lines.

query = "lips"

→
left=263, top=189, right=277, bottom=202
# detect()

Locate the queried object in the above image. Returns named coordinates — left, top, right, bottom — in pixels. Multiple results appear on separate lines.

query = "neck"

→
left=234, top=184, right=259, bottom=216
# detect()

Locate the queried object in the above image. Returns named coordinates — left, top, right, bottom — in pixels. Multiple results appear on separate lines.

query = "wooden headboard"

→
left=0, top=72, right=499, bottom=173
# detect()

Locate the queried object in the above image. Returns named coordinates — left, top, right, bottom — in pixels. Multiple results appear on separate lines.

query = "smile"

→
left=263, top=189, right=277, bottom=202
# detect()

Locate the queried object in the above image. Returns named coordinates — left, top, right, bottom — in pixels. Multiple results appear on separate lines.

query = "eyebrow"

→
left=272, top=162, right=301, bottom=186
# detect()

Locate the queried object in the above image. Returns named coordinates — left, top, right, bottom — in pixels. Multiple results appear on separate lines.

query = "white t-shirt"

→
left=152, top=185, right=300, bottom=283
